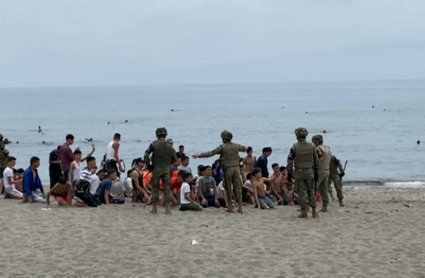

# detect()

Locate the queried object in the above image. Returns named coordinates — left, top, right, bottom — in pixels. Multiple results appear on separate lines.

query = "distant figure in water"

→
left=125, top=120, right=128, bottom=123
left=372, top=105, right=374, bottom=108
left=42, top=141, right=46, bottom=144
left=323, top=130, right=327, bottom=134
left=383, top=109, right=386, bottom=111
left=84, top=138, right=93, bottom=142
left=38, top=126, right=42, bottom=133
left=417, top=140, right=420, bottom=145
left=305, top=111, right=308, bottom=114
left=108, top=122, right=110, bottom=125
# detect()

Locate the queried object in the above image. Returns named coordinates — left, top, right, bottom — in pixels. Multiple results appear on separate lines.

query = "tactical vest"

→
left=318, top=145, right=331, bottom=171
left=294, top=141, right=314, bottom=169
left=151, top=140, right=174, bottom=169
left=220, top=142, right=241, bottom=168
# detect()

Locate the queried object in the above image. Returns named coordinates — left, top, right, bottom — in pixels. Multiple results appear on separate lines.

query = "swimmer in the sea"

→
left=38, top=126, right=42, bottom=133
left=84, top=138, right=93, bottom=142
left=125, top=120, right=128, bottom=123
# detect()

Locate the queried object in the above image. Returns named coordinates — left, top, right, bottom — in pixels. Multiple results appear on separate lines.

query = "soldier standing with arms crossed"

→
left=312, top=134, right=332, bottom=212
left=193, top=130, right=248, bottom=214
left=328, top=155, right=345, bottom=207
left=144, top=128, right=177, bottom=214
left=287, top=128, right=319, bottom=218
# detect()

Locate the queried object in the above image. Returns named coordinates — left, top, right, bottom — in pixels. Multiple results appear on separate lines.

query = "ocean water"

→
left=1, top=80, right=425, bottom=185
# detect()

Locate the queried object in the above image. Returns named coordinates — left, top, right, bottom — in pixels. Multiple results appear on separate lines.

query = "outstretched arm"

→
left=193, top=145, right=223, bottom=159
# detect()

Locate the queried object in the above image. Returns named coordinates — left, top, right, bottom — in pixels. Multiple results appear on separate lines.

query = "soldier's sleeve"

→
left=238, top=144, right=248, bottom=152
left=143, top=143, right=154, bottom=164
left=316, top=147, right=323, bottom=158
left=335, top=156, right=344, bottom=174
left=200, top=145, right=223, bottom=158
left=313, top=147, right=319, bottom=172
left=4, top=149, right=9, bottom=157
left=286, top=145, right=295, bottom=173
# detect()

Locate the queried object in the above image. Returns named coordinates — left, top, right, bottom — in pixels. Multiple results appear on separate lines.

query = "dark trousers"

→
left=49, top=170, right=62, bottom=189
left=202, top=196, right=221, bottom=208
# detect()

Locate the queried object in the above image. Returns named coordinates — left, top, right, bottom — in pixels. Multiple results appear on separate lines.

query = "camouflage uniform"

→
left=144, top=128, right=177, bottom=207
left=0, top=141, right=9, bottom=179
left=312, top=135, right=332, bottom=211
left=287, top=128, right=319, bottom=217
left=197, top=130, right=247, bottom=212
left=328, top=155, right=345, bottom=206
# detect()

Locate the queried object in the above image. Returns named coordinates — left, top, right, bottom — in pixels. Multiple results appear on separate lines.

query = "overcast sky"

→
left=0, top=0, right=424, bottom=87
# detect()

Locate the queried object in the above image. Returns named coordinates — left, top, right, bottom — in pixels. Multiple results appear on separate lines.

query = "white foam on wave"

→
left=384, top=181, right=425, bottom=188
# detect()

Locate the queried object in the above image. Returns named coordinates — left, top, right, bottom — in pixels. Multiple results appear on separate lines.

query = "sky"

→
left=0, top=0, right=424, bottom=88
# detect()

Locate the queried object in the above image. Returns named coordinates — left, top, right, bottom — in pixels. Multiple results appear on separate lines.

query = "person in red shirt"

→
left=58, top=134, right=75, bottom=179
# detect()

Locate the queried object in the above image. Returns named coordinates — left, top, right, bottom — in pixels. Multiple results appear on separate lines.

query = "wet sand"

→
left=1, top=187, right=424, bottom=278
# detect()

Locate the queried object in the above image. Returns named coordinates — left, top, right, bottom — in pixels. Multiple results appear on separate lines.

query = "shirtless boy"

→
left=243, top=147, right=256, bottom=176
left=46, top=176, right=73, bottom=206
left=269, top=163, right=286, bottom=205
left=252, top=168, right=275, bottom=209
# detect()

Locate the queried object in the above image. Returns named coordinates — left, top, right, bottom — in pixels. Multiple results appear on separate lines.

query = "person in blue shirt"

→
left=23, top=156, right=46, bottom=203
left=254, top=147, right=272, bottom=178
left=98, top=170, right=125, bottom=205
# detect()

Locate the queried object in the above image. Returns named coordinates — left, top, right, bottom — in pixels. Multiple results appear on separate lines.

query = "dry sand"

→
left=1, top=187, right=424, bottom=278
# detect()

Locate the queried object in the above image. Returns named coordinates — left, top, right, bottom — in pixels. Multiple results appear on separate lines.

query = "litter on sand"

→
left=192, top=240, right=199, bottom=245
left=41, top=208, right=51, bottom=211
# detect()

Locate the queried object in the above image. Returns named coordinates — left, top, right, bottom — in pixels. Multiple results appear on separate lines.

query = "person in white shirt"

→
left=3, top=156, right=23, bottom=199
left=178, top=156, right=192, bottom=174
left=179, top=172, right=202, bottom=211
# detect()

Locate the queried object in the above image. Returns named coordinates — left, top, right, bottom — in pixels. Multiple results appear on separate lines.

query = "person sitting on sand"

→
left=74, top=156, right=100, bottom=207
left=90, top=169, right=106, bottom=196
left=2, top=157, right=24, bottom=199
left=197, top=166, right=220, bottom=208
left=252, top=168, right=275, bottom=209
left=130, top=158, right=150, bottom=203
left=242, top=173, right=255, bottom=204
left=179, top=156, right=192, bottom=174
left=46, top=176, right=73, bottom=206
left=98, top=170, right=125, bottom=205
left=179, top=172, right=203, bottom=211
left=69, top=144, right=95, bottom=187
left=170, top=158, right=181, bottom=173
left=23, top=157, right=46, bottom=203
left=269, top=163, right=286, bottom=205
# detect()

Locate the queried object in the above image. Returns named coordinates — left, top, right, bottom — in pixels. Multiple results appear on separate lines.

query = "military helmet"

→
left=155, top=127, right=168, bottom=137
left=221, top=130, right=233, bottom=141
left=294, top=127, right=308, bottom=138
left=312, top=134, right=323, bottom=144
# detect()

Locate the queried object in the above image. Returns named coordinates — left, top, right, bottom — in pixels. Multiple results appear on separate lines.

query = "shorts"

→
left=5, top=187, right=23, bottom=198
left=55, top=195, right=69, bottom=204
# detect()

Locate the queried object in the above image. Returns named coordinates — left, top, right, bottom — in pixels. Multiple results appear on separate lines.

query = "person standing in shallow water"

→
left=193, top=130, right=248, bottom=214
left=144, top=128, right=177, bottom=214
left=286, top=127, right=319, bottom=218
left=312, top=134, right=332, bottom=213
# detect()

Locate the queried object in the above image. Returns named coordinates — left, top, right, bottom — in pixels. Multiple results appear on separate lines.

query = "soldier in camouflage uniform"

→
left=144, top=127, right=177, bottom=214
left=328, top=155, right=345, bottom=207
left=312, top=134, right=332, bottom=212
left=287, top=128, right=319, bottom=218
left=193, top=130, right=248, bottom=213
left=0, top=139, right=9, bottom=179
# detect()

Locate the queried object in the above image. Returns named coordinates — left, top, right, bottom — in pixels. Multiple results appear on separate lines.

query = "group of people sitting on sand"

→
left=0, top=142, right=303, bottom=212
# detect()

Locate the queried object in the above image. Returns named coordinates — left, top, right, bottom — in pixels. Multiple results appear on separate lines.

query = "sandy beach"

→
left=1, top=187, right=424, bottom=278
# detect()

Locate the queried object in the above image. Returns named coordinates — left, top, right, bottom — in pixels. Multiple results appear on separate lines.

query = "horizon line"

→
left=1, top=77, right=425, bottom=90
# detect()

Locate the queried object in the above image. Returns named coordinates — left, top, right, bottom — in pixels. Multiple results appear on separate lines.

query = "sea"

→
left=1, top=80, right=425, bottom=188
